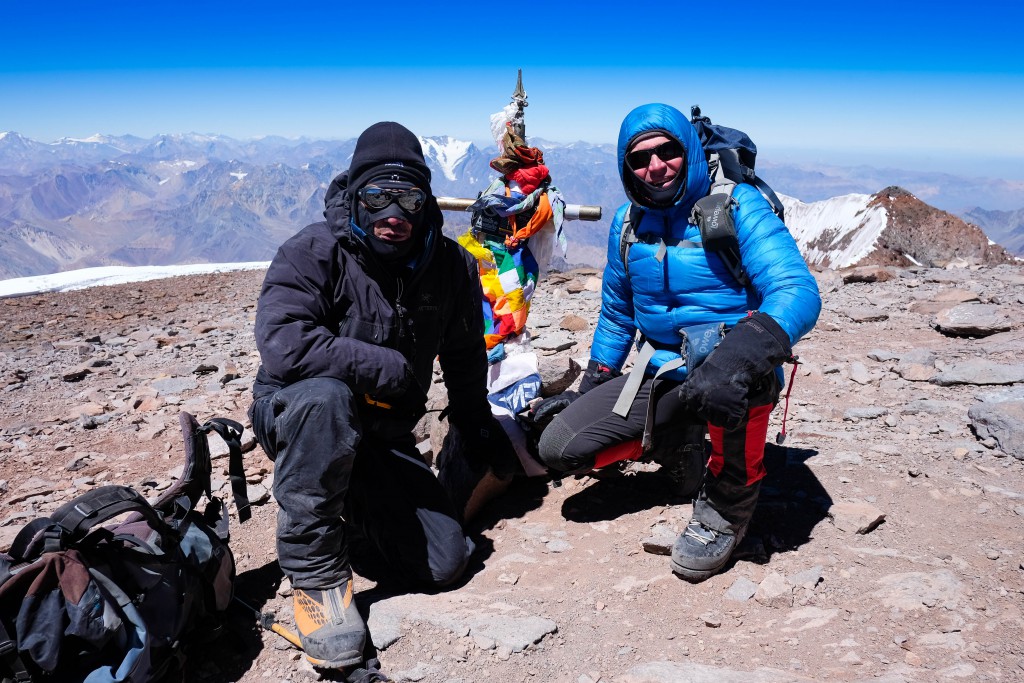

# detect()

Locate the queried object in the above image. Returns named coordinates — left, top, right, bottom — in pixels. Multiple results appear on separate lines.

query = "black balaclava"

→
left=347, top=122, right=434, bottom=265
left=355, top=173, right=427, bottom=264
left=622, top=130, right=688, bottom=209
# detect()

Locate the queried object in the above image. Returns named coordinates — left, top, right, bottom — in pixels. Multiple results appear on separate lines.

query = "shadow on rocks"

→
left=556, top=443, right=831, bottom=564
left=462, top=475, right=552, bottom=574
left=737, top=443, right=831, bottom=564
left=184, top=560, right=285, bottom=682
left=559, top=467, right=679, bottom=522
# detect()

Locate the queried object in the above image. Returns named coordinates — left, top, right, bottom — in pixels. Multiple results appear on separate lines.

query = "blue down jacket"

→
left=589, top=103, right=821, bottom=379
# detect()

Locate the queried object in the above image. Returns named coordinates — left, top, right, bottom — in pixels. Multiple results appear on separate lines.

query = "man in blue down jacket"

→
left=249, top=122, right=512, bottom=669
left=538, top=103, right=821, bottom=582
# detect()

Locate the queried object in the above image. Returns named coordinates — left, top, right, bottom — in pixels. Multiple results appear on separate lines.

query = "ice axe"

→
left=232, top=597, right=393, bottom=681
left=232, top=596, right=303, bottom=650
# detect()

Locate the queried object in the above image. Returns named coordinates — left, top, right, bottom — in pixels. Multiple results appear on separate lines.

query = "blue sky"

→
left=3, top=1, right=1023, bottom=178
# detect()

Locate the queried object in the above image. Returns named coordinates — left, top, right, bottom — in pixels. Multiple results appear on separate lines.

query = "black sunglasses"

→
left=626, top=139, right=685, bottom=169
left=357, top=186, right=427, bottom=213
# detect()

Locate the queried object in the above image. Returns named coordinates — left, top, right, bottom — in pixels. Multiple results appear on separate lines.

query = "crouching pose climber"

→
left=537, top=103, right=821, bottom=582
left=249, top=122, right=514, bottom=668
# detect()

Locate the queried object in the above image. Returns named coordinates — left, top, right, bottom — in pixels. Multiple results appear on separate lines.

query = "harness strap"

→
left=639, top=357, right=685, bottom=452
left=612, top=342, right=657, bottom=418
left=612, top=344, right=686, bottom=453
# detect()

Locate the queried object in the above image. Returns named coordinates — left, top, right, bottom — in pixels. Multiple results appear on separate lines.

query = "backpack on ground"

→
left=0, top=412, right=251, bottom=683
left=619, top=105, right=785, bottom=287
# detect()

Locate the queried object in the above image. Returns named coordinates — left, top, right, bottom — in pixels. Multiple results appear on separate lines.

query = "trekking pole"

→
left=232, top=596, right=303, bottom=650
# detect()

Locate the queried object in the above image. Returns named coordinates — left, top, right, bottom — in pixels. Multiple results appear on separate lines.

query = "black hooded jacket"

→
left=252, top=171, right=489, bottom=423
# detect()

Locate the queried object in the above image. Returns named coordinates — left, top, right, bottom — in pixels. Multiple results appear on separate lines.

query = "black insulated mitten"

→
left=677, top=312, right=792, bottom=430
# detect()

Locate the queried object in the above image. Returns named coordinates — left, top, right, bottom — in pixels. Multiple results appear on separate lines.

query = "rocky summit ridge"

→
left=784, top=187, right=1015, bottom=270
left=1, top=261, right=1024, bottom=682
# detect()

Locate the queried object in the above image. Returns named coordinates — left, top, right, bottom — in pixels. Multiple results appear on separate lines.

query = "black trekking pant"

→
left=249, top=377, right=471, bottom=591
left=537, top=372, right=779, bottom=533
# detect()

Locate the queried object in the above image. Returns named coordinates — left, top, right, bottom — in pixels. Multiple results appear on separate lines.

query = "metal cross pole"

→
left=436, top=69, right=602, bottom=222
left=436, top=196, right=601, bottom=221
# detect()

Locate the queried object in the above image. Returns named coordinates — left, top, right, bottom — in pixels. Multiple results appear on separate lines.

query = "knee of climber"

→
left=537, top=416, right=575, bottom=472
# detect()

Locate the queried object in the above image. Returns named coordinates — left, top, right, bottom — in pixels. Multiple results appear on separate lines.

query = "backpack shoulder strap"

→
left=618, top=203, right=644, bottom=277
left=690, top=185, right=751, bottom=289
left=706, top=151, right=738, bottom=197
left=5, top=518, right=55, bottom=564
left=750, top=173, right=786, bottom=221
left=202, top=417, right=251, bottom=524
left=49, top=486, right=170, bottom=548
left=711, top=149, right=785, bottom=221
left=154, top=413, right=250, bottom=525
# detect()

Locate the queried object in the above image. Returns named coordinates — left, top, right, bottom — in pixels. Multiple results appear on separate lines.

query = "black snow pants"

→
left=249, top=377, right=472, bottom=591
left=537, top=372, right=780, bottom=534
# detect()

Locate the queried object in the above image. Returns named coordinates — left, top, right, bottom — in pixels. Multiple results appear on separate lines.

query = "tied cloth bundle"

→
left=487, top=123, right=553, bottom=249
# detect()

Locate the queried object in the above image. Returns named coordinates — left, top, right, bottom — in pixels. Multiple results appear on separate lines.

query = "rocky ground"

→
left=2, top=261, right=1024, bottom=683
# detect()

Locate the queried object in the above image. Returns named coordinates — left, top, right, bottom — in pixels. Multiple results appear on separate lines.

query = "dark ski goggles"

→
left=626, top=138, right=685, bottom=169
left=357, top=186, right=427, bottom=213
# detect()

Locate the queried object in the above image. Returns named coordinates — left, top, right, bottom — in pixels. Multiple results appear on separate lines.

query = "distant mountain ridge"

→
left=961, top=206, right=1024, bottom=255
left=0, top=130, right=1020, bottom=279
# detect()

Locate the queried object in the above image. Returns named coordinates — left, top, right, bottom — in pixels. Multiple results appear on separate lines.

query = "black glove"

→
left=578, top=359, right=621, bottom=394
left=529, top=394, right=576, bottom=426
left=517, top=393, right=577, bottom=453
left=367, top=361, right=428, bottom=427
left=677, top=312, right=792, bottom=430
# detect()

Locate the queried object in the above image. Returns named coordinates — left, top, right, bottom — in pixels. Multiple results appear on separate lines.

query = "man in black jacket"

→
left=249, top=122, right=510, bottom=669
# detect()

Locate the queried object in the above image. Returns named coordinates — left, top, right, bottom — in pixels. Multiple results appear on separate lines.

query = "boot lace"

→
left=683, top=520, right=718, bottom=546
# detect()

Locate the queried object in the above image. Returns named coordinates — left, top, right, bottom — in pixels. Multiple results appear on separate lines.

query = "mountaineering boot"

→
left=670, top=475, right=760, bottom=582
left=293, top=578, right=365, bottom=669
left=669, top=519, right=746, bottom=582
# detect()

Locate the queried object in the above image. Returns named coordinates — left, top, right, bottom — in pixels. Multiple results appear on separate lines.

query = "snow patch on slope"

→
left=781, top=193, right=888, bottom=268
left=0, top=262, right=269, bottom=298
left=420, top=136, right=472, bottom=181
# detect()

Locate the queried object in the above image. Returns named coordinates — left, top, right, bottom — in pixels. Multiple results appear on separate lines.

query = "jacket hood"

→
left=617, top=103, right=710, bottom=213
left=323, top=170, right=445, bottom=268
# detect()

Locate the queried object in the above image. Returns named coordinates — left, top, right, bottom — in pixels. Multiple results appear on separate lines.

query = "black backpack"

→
left=619, top=105, right=785, bottom=287
left=0, top=412, right=251, bottom=683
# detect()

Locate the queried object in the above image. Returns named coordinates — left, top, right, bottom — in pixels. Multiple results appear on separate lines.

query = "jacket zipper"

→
left=394, top=276, right=408, bottom=349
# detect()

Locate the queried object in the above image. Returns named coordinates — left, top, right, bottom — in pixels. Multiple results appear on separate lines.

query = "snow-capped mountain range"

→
left=782, top=188, right=1011, bottom=269
left=0, top=131, right=1018, bottom=279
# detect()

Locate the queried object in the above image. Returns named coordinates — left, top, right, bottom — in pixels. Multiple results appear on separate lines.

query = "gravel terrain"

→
left=2, top=262, right=1023, bottom=682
